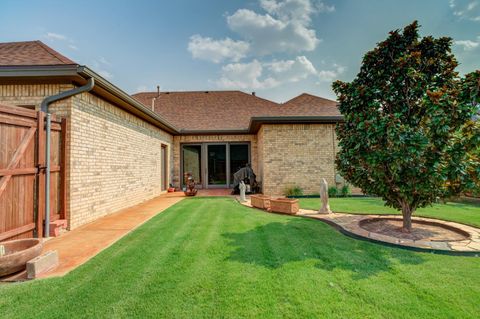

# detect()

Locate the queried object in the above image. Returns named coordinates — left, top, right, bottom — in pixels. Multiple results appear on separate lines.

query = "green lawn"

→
left=299, top=197, right=480, bottom=227
left=1, top=197, right=479, bottom=318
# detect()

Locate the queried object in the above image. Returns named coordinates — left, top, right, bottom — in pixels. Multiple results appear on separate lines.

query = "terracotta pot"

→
left=270, top=198, right=299, bottom=215
left=0, top=238, right=43, bottom=277
left=250, top=195, right=271, bottom=209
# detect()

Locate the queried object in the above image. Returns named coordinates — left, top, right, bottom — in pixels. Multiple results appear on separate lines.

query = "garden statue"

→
left=184, top=172, right=198, bottom=196
left=319, top=178, right=332, bottom=214
left=239, top=181, right=247, bottom=202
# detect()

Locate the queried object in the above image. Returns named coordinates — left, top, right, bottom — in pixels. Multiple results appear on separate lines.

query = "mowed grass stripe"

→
left=1, top=198, right=479, bottom=319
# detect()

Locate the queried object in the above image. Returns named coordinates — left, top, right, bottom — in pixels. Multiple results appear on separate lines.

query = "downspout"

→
left=40, top=77, right=94, bottom=237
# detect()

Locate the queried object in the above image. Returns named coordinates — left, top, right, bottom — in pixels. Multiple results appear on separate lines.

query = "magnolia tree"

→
left=333, top=21, right=480, bottom=232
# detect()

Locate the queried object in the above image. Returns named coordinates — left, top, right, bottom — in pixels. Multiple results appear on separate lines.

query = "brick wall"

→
left=67, top=92, right=173, bottom=228
left=0, top=84, right=73, bottom=115
left=259, top=124, right=337, bottom=196
left=172, top=134, right=257, bottom=188
left=0, top=84, right=173, bottom=229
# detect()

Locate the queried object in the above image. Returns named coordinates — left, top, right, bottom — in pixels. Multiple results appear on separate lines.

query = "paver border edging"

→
left=300, top=215, right=480, bottom=257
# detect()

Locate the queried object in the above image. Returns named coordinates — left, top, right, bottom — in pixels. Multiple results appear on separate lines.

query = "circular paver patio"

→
left=238, top=197, right=480, bottom=254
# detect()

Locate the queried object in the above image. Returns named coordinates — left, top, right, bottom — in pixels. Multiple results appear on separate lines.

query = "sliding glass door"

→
left=181, top=142, right=250, bottom=189
left=229, top=144, right=249, bottom=186
left=207, top=144, right=227, bottom=187
left=182, top=145, right=202, bottom=187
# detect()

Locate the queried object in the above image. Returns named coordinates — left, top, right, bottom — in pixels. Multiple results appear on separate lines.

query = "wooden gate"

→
left=0, top=104, right=66, bottom=241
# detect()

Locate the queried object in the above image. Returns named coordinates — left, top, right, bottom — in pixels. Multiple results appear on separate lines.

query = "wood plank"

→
left=0, top=127, right=36, bottom=197
left=51, top=123, right=62, bottom=131
left=0, top=168, right=37, bottom=176
left=0, top=104, right=37, bottom=118
left=49, top=166, right=61, bottom=173
left=0, top=114, right=37, bottom=128
left=0, top=223, right=35, bottom=242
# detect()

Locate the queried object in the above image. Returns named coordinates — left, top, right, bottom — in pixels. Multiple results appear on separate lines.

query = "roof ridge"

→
left=132, top=90, right=281, bottom=105
left=283, top=93, right=337, bottom=105
left=135, top=90, right=242, bottom=94
left=34, top=40, right=76, bottom=65
left=0, top=40, right=39, bottom=45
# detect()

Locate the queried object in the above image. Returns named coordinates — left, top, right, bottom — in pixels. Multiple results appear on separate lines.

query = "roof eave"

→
left=78, top=66, right=179, bottom=134
left=179, top=129, right=250, bottom=135
left=0, top=65, right=180, bottom=134
left=248, top=115, right=344, bottom=133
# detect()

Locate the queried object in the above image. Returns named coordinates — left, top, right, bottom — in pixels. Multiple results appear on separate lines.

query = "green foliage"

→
left=340, top=184, right=351, bottom=197
left=284, top=185, right=304, bottom=197
left=328, top=186, right=338, bottom=198
left=332, top=21, right=480, bottom=228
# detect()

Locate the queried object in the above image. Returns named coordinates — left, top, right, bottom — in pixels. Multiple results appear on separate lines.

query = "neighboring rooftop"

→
left=132, top=91, right=340, bottom=132
left=0, top=41, right=77, bottom=66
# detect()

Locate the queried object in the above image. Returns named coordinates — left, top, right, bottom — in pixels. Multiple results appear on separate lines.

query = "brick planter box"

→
left=270, top=198, right=299, bottom=215
left=250, top=195, right=271, bottom=210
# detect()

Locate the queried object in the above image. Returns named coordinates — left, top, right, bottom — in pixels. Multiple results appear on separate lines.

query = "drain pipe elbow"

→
left=41, top=77, right=94, bottom=113
left=40, top=77, right=94, bottom=238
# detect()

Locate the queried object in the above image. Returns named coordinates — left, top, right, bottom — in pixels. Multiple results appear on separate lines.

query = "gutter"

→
left=179, top=129, right=250, bottom=135
left=40, top=77, right=95, bottom=238
left=179, top=116, right=344, bottom=135
left=248, top=115, right=344, bottom=133
left=0, top=65, right=180, bottom=134
left=77, top=66, right=179, bottom=134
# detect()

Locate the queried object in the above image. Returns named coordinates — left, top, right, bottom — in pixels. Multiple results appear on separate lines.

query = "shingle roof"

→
left=0, top=41, right=77, bottom=66
left=132, top=91, right=340, bottom=131
left=281, top=93, right=340, bottom=117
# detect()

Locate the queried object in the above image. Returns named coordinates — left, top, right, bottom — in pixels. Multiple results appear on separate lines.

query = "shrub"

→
left=340, top=185, right=351, bottom=197
left=328, top=186, right=338, bottom=198
left=284, top=185, right=304, bottom=197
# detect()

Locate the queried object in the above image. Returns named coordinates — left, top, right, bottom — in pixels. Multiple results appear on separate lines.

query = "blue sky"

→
left=0, top=0, right=479, bottom=102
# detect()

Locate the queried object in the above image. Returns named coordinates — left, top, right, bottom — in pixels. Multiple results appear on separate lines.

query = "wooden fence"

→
left=0, top=104, right=66, bottom=241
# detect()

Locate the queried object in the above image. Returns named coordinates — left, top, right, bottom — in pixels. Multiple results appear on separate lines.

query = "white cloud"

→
left=260, top=0, right=331, bottom=23
left=92, top=59, right=114, bottom=79
left=455, top=39, right=479, bottom=50
left=45, top=32, right=80, bottom=52
left=316, top=63, right=346, bottom=82
left=188, top=35, right=250, bottom=63
left=468, top=1, right=478, bottom=11
left=45, top=32, right=67, bottom=41
left=227, top=7, right=320, bottom=55
left=267, top=55, right=317, bottom=82
left=136, top=85, right=148, bottom=92
left=97, top=70, right=113, bottom=79
left=450, top=0, right=480, bottom=21
left=216, top=56, right=344, bottom=90
left=188, top=0, right=333, bottom=60
left=216, top=60, right=279, bottom=89
left=315, top=1, right=335, bottom=12
left=98, top=56, right=111, bottom=66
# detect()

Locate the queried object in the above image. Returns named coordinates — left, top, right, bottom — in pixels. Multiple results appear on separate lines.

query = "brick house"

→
left=0, top=41, right=343, bottom=231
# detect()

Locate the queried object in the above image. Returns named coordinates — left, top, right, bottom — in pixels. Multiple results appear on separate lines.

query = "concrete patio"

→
left=38, top=192, right=185, bottom=278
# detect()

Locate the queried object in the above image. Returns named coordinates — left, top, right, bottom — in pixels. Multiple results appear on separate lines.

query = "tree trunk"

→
left=400, top=203, right=413, bottom=233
